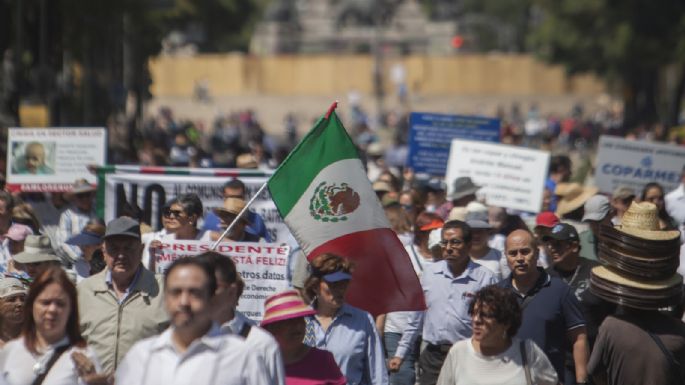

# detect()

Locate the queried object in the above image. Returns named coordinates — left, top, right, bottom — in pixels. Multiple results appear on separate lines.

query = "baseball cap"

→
left=582, top=195, right=610, bottom=222
left=0, top=278, right=27, bottom=298
left=104, top=217, right=141, bottom=240
left=542, top=223, right=579, bottom=242
left=535, top=212, right=559, bottom=228
left=5, top=224, right=33, bottom=242
left=465, top=211, right=492, bottom=229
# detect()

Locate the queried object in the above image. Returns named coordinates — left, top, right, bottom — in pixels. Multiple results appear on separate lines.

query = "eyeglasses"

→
left=162, top=209, right=185, bottom=219
left=439, top=239, right=464, bottom=247
left=506, top=248, right=533, bottom=257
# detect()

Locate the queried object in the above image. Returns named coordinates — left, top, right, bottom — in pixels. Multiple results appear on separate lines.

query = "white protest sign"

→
left=99, top=167, right=290, bottom=242
left=445, top=139, right=550, bottom=212
left=6, top=127, right=106, bottom=192
left=153, top=240, right=289, bottom=321
left=595, top=136, right=685, bottom=194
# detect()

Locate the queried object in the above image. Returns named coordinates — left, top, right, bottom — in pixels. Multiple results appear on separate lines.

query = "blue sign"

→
left=407, top=112, right=500, bottom=175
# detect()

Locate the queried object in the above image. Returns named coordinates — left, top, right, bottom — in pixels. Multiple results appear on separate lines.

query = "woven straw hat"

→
left=555, top=183, right=598, bottom=216
left=260, top=290, right=317, bottom=327
left=591, top=265, right=682, bottom=291
left=615, top=201, right=680, bottom=241
left=213, top=197, right=249, bottom=223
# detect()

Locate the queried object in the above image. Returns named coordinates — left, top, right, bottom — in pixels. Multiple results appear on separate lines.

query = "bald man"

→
left=499, top=229, right=589, bottom=385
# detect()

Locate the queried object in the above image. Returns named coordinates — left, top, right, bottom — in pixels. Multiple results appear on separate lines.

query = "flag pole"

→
left=210, top=182, right=268, bottom=250
left=324, top=100, right=339, bottom=119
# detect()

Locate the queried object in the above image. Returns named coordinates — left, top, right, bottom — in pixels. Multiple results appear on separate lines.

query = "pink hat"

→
left=6, top=224, right=33, bottom=242
left=260, top=290, right=317, bottom=327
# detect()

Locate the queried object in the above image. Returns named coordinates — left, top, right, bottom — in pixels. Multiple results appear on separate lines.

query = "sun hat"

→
left=5, top=223, right=33, bottom=242
left=321, top=271, right=352, bottom=283
left=589, top=265, right=683, bottom=310
left=236, top=153, right=258, bottom=169
left=465, top=211, right=491, bottom=229
left=428, top=228, right=442, bottom=249
left=555, top=183, right=598, bottom=216
left=447, top=206, right=468, bottom=221
left=449, top=177, right=481, bottom=201
left=541, top=223, right=579, bottom=242
left=612, top=185, right=636, bottom=201
left=465, top=201, right=488, bottom=214
left=260, top=290, right=317, bottom=327
left=13, top=235, right=60, bottom=264
left=104, top=217, right=141, bottom=240
left=582, top=195, right=610, bottom=222
left=535, top=212, right=559, bottom=228
left=372, top=180, right=393, bottom=193
left=0, top=278, right=27, bottom=298
left=615, top=201, right=680, bottom=241
left=213, top=197, right=250, bottom=223
left=69, top=179, right=97, bottom=195
left=66, top=230, right=103, bottom=246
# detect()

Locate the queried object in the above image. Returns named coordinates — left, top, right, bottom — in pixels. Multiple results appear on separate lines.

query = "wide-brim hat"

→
left=260, top=290, right=317, bottom=327
left=555, top=183, right=598, bottom=216
left=0, top=277, right=27, bottom=298
left=68, top=178, right=97, bottom=195
left=615, top=201, right=680, bottom=241
left=449, top=177, right=481, bottom=201
left=14, top=235, right=60, bottom=264
left=590, top=266, right=683, bottom=310
left=213, top=197, right=249, bottom=223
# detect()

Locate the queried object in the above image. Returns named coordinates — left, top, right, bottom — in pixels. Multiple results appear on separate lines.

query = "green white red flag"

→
left=267, top=102, right=425, bottom=316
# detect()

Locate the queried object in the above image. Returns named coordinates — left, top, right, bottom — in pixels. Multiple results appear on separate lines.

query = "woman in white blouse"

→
left=437, top=285, right=559, bottom=385
left=0, top=267, right=103, bottom=385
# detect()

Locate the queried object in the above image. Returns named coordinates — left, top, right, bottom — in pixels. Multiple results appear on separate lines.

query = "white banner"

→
left=445, top=139, right=550, bottom=213
left=595, top=136, right=685, bottom=194
left=6, top=127, right=106, bottom=192
left=101, top=171, right=290, bottom=242
left=152, top=240, right=289, bottom=321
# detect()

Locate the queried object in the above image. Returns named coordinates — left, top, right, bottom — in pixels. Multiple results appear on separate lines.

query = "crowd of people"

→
left=0, top=97, right=682, bottom=384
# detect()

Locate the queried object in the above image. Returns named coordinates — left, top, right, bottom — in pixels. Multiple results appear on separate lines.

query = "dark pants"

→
left=418, top=343, right=450, bottom=385
left=384, top=332, right=418, bottom=385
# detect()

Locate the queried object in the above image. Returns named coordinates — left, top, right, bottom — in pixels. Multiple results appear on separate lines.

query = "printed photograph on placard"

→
left=10, top=141, right=56, bottom=175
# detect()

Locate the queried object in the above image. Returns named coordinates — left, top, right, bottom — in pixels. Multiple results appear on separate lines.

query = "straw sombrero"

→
left=615, top=201, right=680, bottom=241
left=260, top=290, right=317, bottom=327
left=555, top=183, right=598, bottom=217
left=590, top=266, right=683, bottom=310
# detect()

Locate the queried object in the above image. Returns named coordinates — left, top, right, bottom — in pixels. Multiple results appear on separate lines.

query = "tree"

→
left=530, top=0, right=685, bottom=128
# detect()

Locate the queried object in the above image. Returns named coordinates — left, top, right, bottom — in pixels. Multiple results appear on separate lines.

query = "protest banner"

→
left=151, top=240, right=289, bottom=321
left=6, top=127, right=106, bottom=192
left=595, top=136, right=685, bottom=194
left=96, top=166, right=290, bottom=242
left=407, top=112, right=500, bottom=176
left=445, top=139, right=550, bottom=213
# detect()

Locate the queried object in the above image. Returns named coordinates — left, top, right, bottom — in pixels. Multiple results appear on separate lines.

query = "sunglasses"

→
left=162, top=209, right=185, bottom=219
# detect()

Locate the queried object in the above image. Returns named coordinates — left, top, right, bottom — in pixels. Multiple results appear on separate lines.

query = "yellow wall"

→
left=149, top=53, right=605, bottom=97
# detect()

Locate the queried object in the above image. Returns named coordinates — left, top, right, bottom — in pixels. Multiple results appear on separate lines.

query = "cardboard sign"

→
left=98, top=167, right=290, bottom=242
left=407, top=112, right=500, bottom=175
left=152, top=240, right=289, bottom=321
left=445, top=139, right=550, bottom=212
left=595, top=136, right=685, bottom=194
left=6, top=128, right=106, bottom=192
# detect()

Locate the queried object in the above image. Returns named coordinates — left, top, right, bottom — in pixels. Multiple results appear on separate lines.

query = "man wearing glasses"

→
left=499, top=229, right=589, bottom=385
left=394, top=220, right=497, bottom=385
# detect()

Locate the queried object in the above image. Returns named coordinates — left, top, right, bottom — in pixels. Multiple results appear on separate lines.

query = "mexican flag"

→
left=268, top=103, right=425, bottom=316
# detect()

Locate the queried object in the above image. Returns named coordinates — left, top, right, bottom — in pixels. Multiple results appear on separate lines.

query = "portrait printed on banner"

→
left=11, top=141, right=56, bottom=175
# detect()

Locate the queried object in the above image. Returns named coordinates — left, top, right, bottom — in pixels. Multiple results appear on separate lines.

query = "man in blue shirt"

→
left=499, top=229, right=589, bottom=385
left=202, top=178, right=272, bottom=241
left=394, top=220, right=497, bottom=385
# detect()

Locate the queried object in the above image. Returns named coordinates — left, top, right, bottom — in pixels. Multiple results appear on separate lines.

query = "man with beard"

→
left=499, top=229, right=589, bottom=385
left=116, top=257, right=269, bottom=385
left=397, top=220, right=497, bottom=385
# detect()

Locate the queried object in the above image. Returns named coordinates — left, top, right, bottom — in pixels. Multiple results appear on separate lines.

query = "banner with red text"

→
left=152, top=239, right=289, bottom=321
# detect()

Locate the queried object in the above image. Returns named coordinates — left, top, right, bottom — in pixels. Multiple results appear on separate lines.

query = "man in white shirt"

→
left=666, top=166, right=685, bottom=239
left=115, top=257, right=269, bottom=385
left=197, top=251, right=285, bottom=385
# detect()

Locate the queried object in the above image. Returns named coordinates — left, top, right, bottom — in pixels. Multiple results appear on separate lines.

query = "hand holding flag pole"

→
left=210, top=182, right=268, bottom=250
